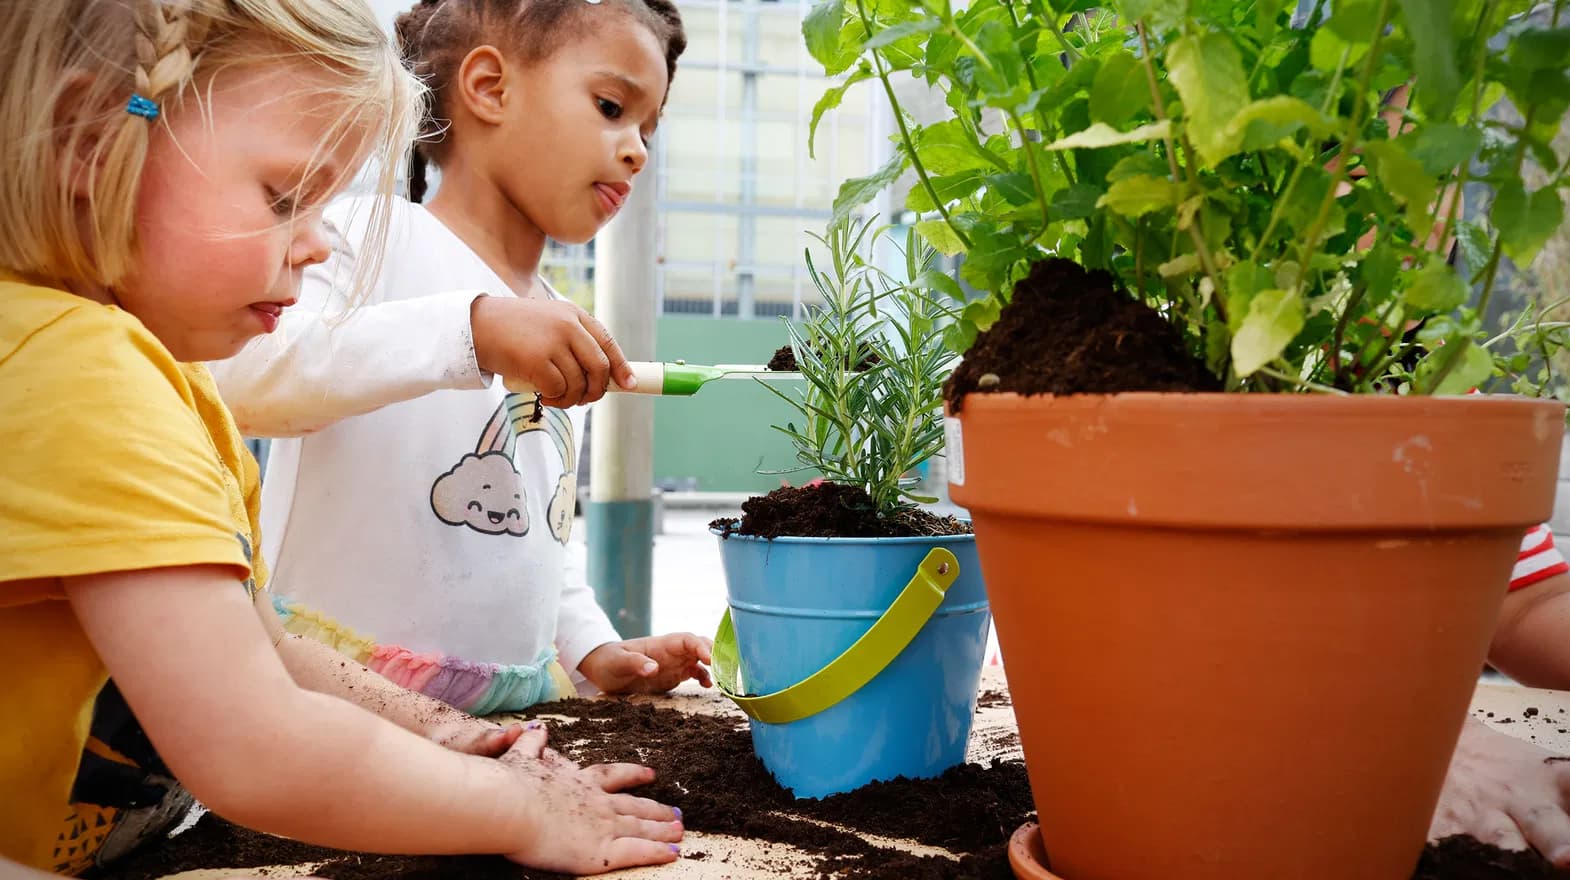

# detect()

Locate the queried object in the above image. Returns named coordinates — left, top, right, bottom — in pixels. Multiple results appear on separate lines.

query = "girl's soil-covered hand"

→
left=471, top=295, right=636, bottom=408
left=430, top=719, right=526, bottom=757
left=497, top=723, right=683, bottom=873
left=1430, top=716, right=1570, bottom=867
left=578, top=633, right=714, bottom=695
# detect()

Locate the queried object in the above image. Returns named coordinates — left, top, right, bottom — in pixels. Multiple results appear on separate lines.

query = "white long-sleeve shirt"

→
left=212, top=196, right=620, bottom=713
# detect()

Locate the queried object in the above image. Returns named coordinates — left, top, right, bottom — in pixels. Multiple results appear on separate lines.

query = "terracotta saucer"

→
left=1008, top=822, right=1067, bottom=880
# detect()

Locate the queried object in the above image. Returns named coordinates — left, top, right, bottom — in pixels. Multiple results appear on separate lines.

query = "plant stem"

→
left=1007, top=109, right=1054, bottom=231
left=1135, top=215, right=1147, bottom=299
left=1294, top=0, right=1394, bottom=289
left=1042, top=9, right=1082, bottom=61
left=1250, top=46, right=1352, bottom=264
left=1418, top=337, right=1475, bottom=394
left=1135, top=21, right=1228, bottom=324
left=853, top=0, right=972, bottom=249
left=1433, top=0, right=1497, bottom=260
left=1328, top=279, right=1369, bottom=380
left=1257, top=364, right=1351, bottom=394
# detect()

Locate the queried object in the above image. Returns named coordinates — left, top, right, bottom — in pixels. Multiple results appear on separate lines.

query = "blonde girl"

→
left=0, top=0, right=681, bottom=874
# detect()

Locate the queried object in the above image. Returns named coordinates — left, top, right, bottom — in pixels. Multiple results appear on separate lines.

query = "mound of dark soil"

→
left=944, top=258, right=1220, bottom=409
left=709, top=482, right=970, bottom=539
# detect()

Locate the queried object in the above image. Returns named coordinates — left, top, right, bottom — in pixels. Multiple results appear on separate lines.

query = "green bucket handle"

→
left=712, top=547, right=961, bottom=725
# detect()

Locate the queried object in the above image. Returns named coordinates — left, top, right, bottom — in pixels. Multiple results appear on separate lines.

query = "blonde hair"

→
left=0, top=0, right=422, bottom=294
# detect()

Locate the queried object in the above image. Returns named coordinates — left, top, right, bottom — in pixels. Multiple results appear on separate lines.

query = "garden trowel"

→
left=503, top=361, right=802, bottom=397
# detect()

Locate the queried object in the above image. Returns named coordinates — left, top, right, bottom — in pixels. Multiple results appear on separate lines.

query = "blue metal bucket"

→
left=714, top=531, right=991, bottom=798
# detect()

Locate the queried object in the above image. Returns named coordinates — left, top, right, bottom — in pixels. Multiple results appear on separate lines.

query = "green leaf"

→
left=809, top=70, right=871, bottom=159
left=832, top=151, right=906, bottom=226
left=864, top=16, right=942, bottom=50
left=1231, top=288, right=1306, bottom=376
left=1167, top=33, right=1251, bottom=168
left=1096, top=174, right=1184, bottom=217
left=1416, top=340, right=1494, bottom=395
left=1326, top=0, right=1381, bottom=40
left=986, top=173, right=1037, bottom=206
left=960, top=297, right=1003, bottom=333
left=973, top=21, right=1029, bottom=103
left=1050, top=182, right=1106, bottom=219
left=1090, top=51, right=1152, bottom=126
left=1366, top=141, right=1437, bottom=232
left=1398, top=0, right=1461, bottom=118
left=1510, top=27, right=1570, bottom=72
left=905, top=170, right=986, bottom=212
left=1106, top=152, right=1170, bottom=182
left=804, top=0, right=847, bottom=71
left=1310, top=28, right=1364, bottom=73
left=914, top=119, right=1003, bottom=175
left=1042, top=120, right=1173, bottom=151
left=916, top=219, right=967, bottom=256
left=1403, top=261, right=1468, bottom=313
left=1222, top=96, right=1334, bottom=157
left=1225, top=260, right=1275, bottom=332
left=1205, top=318, right=1232, bottom=376
left=1158, top=254, right=1203, bottom=277
left=1455, top=220, right=1492, bottom=274
left=1362, top=239, right=1398, bottom=295
left=915, top=269, right=966, bottom=303
left=1493, top=180, right=1565, bottom=266
left=1122, top=0, right=1185, bottom=31
left=1395, top=123, right=1482, bottom=176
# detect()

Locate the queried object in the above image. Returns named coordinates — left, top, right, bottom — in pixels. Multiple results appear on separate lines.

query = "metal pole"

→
left=586, top=162, right=658, bottom=638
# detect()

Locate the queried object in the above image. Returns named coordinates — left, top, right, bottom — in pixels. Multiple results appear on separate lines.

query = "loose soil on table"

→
left=709, top=482, right=971, bottom=539
left=104, top=698, right=1026, bottom=880
left=943, top=257, right=1221, bottom=410
left=102, top=695, right=1563, bottom=880
left=1413, top=835, right=1564, bottom=879
left=766, top=344, right=880, bottom=373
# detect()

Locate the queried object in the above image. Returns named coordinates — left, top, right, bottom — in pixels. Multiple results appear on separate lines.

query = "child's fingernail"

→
left=674, top=807, right=682, bottom=820
left=525, top=721, right=542, bottom=730
left=669, top=844, right=681, bottom=854
left=643, top=661, right=658, bottom=674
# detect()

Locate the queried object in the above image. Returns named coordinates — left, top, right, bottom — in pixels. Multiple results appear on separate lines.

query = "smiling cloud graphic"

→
left=430, top=452, right=529, bottom=537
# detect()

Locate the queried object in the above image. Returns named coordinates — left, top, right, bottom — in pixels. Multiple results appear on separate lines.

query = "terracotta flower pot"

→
left=945, top=393, right=1564, bottom=880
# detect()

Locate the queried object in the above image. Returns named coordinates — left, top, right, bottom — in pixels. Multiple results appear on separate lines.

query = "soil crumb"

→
left=767, top=344, right=797, bottom=371
left=710, top=482, right=971, bottom=539
left=944, top=257, right=1220, bottom=410
left=766, top=344, right=880, bottom=373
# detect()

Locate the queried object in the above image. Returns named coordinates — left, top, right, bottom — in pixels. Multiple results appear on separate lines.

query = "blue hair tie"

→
left=126, top=94, right=160, bottom=121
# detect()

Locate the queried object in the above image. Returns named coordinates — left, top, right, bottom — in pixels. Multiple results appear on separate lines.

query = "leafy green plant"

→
left=765, top=217, right=957, bottom=518
left=807, top=0, right=1570, bottom=396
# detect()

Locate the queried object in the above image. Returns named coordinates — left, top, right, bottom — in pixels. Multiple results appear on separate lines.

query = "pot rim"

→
left=949, top=390, right=1567, bottom=416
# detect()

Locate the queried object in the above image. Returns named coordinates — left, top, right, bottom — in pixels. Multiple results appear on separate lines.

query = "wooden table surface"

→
left=157, top=669, right=1570, bottom=879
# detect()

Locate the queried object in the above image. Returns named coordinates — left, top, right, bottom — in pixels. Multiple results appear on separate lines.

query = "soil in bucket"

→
left=710, top=482, right=971, bottom=539
left=942, top=258, right=1221, bottom=410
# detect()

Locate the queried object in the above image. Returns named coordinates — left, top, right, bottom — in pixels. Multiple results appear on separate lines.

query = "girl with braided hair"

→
left=212, top=0, right=711, bottom=716
left=0, top=0, right=682, bottom=874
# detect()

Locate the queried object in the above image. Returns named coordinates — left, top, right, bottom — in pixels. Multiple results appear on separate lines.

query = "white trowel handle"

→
left=502, top=360, right=667, bottom=396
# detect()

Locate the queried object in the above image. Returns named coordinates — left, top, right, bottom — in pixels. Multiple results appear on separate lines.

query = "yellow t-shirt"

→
left=0, top=280, right=268, bottom=871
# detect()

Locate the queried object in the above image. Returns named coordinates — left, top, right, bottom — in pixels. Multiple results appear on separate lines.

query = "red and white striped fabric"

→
left=979, top=525, right=1569, bottom=667
left=1512, top=524, right=1569, bottom=591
